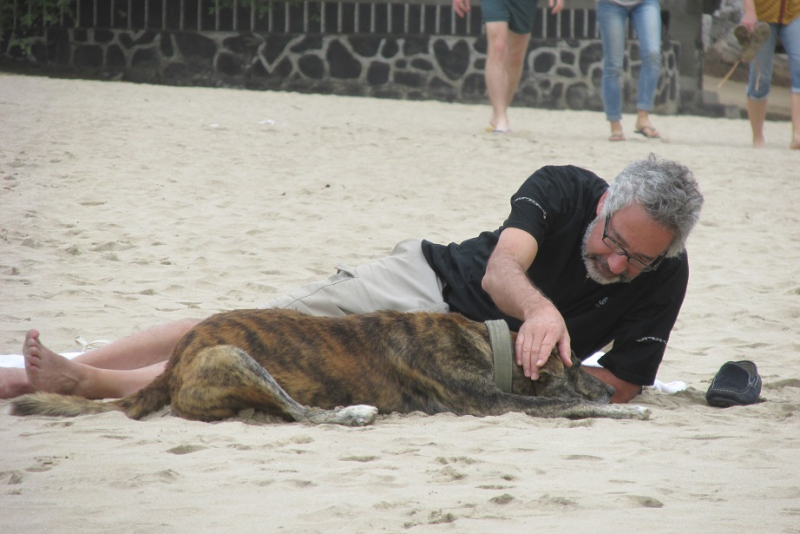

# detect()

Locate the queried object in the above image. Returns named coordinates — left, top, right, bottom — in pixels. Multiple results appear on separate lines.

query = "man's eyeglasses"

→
left=602, top=214, right=665, bottom=273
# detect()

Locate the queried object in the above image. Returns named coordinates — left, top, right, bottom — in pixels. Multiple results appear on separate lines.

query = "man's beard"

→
left=582, top=218, right=632, bottom=285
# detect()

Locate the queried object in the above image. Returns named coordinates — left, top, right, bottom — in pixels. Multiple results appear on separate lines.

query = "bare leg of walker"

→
left=747, top=97, right=768, bottom=147
left=791, top=93, right=800, bottom=149
left=485, top=22, right=530, bottom=133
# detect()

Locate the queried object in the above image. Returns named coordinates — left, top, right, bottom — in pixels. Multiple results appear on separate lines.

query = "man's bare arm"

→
left=482, top=228, right=572, bottom=379
left=581, top=366, right=642, bottom=404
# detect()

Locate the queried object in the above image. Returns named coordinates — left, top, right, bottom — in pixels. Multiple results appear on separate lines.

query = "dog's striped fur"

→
left=12, top=310, right=650, bottom=425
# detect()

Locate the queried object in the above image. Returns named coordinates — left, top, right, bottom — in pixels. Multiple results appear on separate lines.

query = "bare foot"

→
left=488, top=114, right=510, bottom=134
left=23, top=330, right=92, bottom=396
left=753, top=135, right=766, bottom=148
left=0, top=368, right=34, bottom=399
left=791, top=138, right=800, bottom=150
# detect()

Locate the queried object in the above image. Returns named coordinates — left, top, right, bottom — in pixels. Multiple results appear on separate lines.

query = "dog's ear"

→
left=537, top=349, right=566, bottom=378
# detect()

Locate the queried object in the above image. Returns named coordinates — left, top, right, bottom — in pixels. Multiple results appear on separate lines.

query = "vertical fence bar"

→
left=303, top=1, right=308, bottom=33
left=584, top=9, right=589, bottom=38
left=556, top=11, right=561, bottom=38
left=321, top=1, right=325, bottom=33
left=268, top=1, right=273, bottom=32
left=251, top=0, right=255, bottom=32
left=541, top=7, right=546, bottom=38
left=337, top=2, right=342, bottom=33
left=233, top=0, right=238, bottom=31
left=215, top=0, right=220, bottom=31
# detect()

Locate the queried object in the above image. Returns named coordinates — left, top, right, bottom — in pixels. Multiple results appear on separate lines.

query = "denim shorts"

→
left=481, top=0, right=540, bottom=34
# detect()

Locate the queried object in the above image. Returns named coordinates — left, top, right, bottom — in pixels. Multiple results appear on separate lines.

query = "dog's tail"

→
left=11, top=393, right=122, bottom=417
left=11, top=372, right=172, bottom=420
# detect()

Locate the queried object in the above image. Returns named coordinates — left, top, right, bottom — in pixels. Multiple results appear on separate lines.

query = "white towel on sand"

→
left=583, top=351, right=687, bottom=393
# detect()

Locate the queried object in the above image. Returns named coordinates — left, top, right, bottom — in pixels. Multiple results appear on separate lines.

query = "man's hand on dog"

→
left=516, top=302, right=572, bottom=380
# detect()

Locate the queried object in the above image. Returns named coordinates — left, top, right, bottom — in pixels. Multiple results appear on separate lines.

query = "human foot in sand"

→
left=486, top=116, right=511, bottom=134
left=634, top=111, right=660, bottom=139
left=23, top=330, right=93, bottom=397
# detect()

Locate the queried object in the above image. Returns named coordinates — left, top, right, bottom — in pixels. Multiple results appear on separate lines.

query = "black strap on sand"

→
left=485, top=319, right=513, bottom=393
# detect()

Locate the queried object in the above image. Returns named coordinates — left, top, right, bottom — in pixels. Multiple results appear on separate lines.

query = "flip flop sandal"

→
left=719, top=23, right=771, bottom=89
left=736, top=22, right=771, bottom=63
left=705, top=360, right=762, bottom=407
left=634, top=126, right=660, bottom=139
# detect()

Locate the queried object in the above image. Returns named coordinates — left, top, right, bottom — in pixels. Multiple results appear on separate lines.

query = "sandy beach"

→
left=1, top=73, right=798, bottom=533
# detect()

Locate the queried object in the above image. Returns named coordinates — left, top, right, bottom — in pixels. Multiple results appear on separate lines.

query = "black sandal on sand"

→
left=634, top=126, right=660, bottom=139
left=706, top=360, right=762, bottom=408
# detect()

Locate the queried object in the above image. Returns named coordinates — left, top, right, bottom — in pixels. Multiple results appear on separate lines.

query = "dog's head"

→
left=535, top=352, right=615, bottom=403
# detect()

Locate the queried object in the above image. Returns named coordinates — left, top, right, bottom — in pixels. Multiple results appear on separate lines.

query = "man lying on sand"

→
left=3, top=154, right=703, bottom=404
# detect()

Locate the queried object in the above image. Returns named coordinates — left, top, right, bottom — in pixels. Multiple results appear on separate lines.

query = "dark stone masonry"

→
left=2, top=0, right=695, bottom=114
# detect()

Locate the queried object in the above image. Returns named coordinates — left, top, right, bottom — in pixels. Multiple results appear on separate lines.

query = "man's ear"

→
left=597, top=191, right=609, bottom=217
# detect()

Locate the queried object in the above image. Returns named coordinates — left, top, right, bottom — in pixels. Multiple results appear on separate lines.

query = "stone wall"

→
left=3, top=0, right=683, bottom=114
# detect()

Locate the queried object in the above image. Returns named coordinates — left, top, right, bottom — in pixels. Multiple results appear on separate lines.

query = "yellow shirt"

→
left=755, top=0, right=800, bottom=24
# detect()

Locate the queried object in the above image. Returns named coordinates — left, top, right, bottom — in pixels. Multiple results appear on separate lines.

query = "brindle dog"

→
left=12, top=310, right=650, bottom=425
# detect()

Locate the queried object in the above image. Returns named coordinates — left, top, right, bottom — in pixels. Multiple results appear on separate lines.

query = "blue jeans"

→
left=596, top=0, right=662, bottom=122
left=747, top=14, right=800, bottom=99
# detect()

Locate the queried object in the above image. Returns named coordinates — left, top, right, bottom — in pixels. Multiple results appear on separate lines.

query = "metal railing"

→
left=2, top=0, right=605, bottom=38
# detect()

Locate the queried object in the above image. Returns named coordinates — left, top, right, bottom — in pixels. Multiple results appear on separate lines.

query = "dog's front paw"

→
left=334, top=405, right=379, bottom=426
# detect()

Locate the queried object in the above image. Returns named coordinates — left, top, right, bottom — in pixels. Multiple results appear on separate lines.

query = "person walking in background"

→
left=453, top=0, right=564, bottom=133
left=596, top=0, right=663, bottom=141
left=740, top=0, right=800, bottom=149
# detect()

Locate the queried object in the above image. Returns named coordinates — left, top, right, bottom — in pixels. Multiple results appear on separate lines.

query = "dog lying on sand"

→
left=12, top=310, right=650, bottom=425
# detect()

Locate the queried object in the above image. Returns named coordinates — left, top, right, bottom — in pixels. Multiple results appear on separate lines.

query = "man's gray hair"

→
left=601, top=154, right=704, bottom=258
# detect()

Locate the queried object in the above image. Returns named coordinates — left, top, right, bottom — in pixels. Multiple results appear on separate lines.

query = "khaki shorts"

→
left=259, top=239, right=450, bottom=316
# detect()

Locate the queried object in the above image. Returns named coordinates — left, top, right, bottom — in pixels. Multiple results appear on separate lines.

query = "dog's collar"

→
left=485, top=319, right=514, bottom=393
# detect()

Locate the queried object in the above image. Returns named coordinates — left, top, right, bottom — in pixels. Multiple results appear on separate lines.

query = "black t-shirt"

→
left=421, top=165, right=689, bottom=386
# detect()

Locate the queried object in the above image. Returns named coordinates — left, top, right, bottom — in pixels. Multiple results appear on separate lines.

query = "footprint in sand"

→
left=166, top=444, right=207, bottom=455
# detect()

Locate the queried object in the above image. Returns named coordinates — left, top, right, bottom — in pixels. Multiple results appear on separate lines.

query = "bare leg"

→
left=791, top=93, right=800, bottom=149
left=609, top=119, right=625, bottom=141
left=504, top=31, right=531, bottom=110
left=0, top=368, right=32, bottom=399
left=1, top=319, right=200, bottom=400
left=747, top=97, right=768, bottom=147
left=64, top=319, right=200, bottom=370
left=24, top=330, right=169, bottom=399
left=485, top=22, right=530, bottom=133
